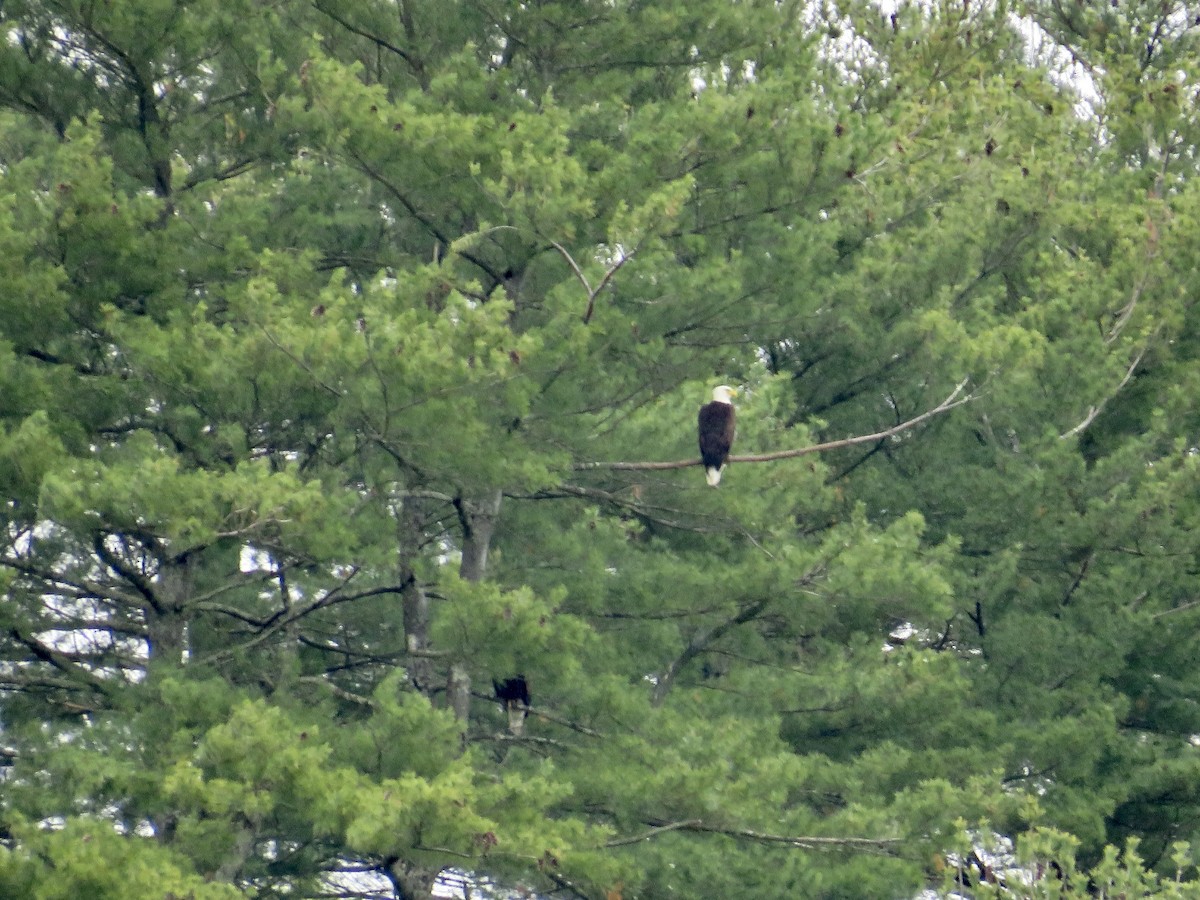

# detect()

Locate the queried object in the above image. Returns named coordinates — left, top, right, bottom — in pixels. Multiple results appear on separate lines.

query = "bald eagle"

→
left=698, top=385, right=736, bottom=486
left=493, top=676, right=531, bottom=735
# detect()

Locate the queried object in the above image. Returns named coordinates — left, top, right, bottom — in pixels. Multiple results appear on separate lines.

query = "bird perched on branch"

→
left=493, top=675, right=531, bottom=735
left=698, top=385, right=737, bottom=486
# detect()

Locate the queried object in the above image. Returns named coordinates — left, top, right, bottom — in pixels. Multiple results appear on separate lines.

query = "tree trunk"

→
left=401, top=574, right=433, bottom=694
left=457, top=489, right=502, bottom=583
left=446, top=662, right=472, bottom=725
left=387, top=857, right=439, bottom=900
left=396, top=506, right=434, bottom=696
left=445, top=489, right=503, bottom=727
left=213, top=824, right=256, bottom=883
left=146, top=553, right=192, bottom=669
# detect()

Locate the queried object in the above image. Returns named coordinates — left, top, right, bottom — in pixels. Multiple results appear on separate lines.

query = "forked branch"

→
left=548, top=239, right=638, bottom=324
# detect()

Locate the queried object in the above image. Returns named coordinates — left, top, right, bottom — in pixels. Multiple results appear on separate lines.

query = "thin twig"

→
left=258, top=325, right=345, bottom=399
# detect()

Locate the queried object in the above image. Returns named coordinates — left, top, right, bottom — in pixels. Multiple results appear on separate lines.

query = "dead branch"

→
left=548, top=239, right=638, bottom=324
left=195, top=580, right=408, bottom=666
left=1152, top=598, right=1200, bottom=619
left=606, top=819, right=900, bottom=854
left=605, top=819, right=701, bottom=847
left=297, top=674, right=377, bottom=708
left=1060, top=344, right=1146, bottom=439
left=529, top=707, right=605, bottom=738
left=574, top=379, right=971, bottom=472
left=650, top=598, right=771, bottom=707
left=469, top=689, right=606, bottom=737
left=484, top=733, right=571, bottom=750
left=7, top=627, right=117, bottom=696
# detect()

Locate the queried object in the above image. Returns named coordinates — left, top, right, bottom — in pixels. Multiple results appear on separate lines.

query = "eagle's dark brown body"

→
left=698, top=386, right=736, bottom=486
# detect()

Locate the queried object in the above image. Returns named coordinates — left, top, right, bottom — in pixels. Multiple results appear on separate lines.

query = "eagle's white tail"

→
left=705, top=466, right=723, bottom=487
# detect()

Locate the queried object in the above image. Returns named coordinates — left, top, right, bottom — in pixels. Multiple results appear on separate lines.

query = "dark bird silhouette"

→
left=493, top=676, right=531, bottom=735
left=698, top=385, right=737, bottom=486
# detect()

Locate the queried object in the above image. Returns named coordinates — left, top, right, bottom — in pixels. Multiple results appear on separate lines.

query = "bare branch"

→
left=0, top=556, right=143, bottom=610
left=547, top=239, right=592, bottom=295
left=195, top=581, right=407, bottom=665
left=313, top=2, right=428, bottom=88
left=605, top=819, right=702, bottom=847
left=1152, top=598, right=1200, bottom=620
left=529, top=706, right=604, bottom=737
left=651, top=563, right=825, bottom=706
left=399, top=488, right=458, bottom=504
left=92, top=534, right=162, bottom=612
left=297, top=674, right=377, bottom=708
left=542, top=869, right=590, bottom=900
left=411, top=844, right=473, bottom=859
left=1105, top=274, right=1149, bottom=345
left=583, top=247, right=637, bottom=324
left=0, top=671, right=105, bottom=694
left=482, top=732, right=571, bottom=750
left=606, top=819, right=900, bottom=854
left=547, top=239, right=639, bottom=324
left=651, top=597, right=771, bottom=707
left=574, top=379, right=971, bottom=472
left=1060, top=346, right=1146, bottom=440
left=6, top=627, right=117, bottom=696
left=472, top=686, right=605, bottom=736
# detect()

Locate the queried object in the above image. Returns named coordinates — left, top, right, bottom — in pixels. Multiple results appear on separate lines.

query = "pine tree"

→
left=3, top=2, right=1200, bottom=898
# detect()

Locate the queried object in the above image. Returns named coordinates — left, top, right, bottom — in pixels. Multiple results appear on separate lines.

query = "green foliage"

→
left=3, top=0, right=1200, bottom=897
left=0, top=818, right=242, bottom=900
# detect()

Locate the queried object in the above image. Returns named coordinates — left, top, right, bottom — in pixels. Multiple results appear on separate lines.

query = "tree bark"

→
left=213, top=824, right=256, bottom=883
left=446, top=662, right=472, bottom=724
left=446, top=489, right=503, bottom=727
left=401, top=574, right=433, bottom=694
left=146, top=552, right=192, bottom=669
left=396, top=503, right=435, bottom=696
left=457, top=489, right=502, bottom=583
left=387, top=856, right=439, bottom=900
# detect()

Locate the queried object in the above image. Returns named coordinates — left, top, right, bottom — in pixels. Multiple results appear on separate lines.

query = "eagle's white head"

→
left=712, top=385, right=736, bottom=404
